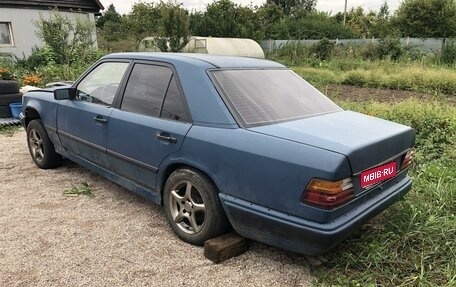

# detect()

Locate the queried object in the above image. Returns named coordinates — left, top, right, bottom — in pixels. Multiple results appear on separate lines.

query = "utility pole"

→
left=343, top=0, right=348, bottom=26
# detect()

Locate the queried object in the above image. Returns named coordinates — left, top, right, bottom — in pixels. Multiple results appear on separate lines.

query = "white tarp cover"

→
left=182, top=37, right=265, bottom=58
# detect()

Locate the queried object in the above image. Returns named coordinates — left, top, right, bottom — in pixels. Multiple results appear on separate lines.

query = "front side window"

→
left=211, top=69, right=342, bottom=127
left=77, top=62, right=129, bottom=106
left=0, top=22, right=13, bottom=45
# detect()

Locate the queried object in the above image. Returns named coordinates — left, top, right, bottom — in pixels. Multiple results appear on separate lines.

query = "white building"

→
left=0, top=0, right=103, bottom=59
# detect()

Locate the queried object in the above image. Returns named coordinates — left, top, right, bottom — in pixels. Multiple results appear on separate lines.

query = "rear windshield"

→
left=211, top=69, right=342, bottom=127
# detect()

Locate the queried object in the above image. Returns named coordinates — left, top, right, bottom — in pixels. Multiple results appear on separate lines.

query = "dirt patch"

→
left=0, top=130, right=314, bottom=287
left=324, top=84, right=456, bottom=105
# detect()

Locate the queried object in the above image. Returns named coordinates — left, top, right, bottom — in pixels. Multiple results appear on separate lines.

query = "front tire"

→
left=26, top=119, right=61, bottom=169
left=163, top=168, right=229, bottom=245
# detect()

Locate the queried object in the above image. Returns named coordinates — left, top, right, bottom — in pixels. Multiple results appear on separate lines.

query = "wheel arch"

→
left=24, top=107, right=41, bottom=127
left=159, top=162, right=222, bottom=206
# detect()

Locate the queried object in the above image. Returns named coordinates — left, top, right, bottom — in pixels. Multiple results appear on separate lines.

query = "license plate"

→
left=360, top=162, right=397, bottom=188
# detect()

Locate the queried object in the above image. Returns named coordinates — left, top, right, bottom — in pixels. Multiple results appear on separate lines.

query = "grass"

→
left=63, top=182, right=94, bottom=197
left=0, top=125, right=21, bottom=137
left=314, top=99, right=456, bottom=286
left=292, top=60, right=456, bottom=95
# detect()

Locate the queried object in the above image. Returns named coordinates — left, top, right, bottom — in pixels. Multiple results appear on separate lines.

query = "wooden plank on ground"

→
left=204, top=232, right=250, bottom=263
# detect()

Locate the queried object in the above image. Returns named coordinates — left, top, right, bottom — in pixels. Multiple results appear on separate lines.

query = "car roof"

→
left=103, top=52, right=285, bottom=69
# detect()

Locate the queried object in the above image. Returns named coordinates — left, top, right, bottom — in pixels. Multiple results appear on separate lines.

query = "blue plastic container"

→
left=9, top=102, right=22, bottom=119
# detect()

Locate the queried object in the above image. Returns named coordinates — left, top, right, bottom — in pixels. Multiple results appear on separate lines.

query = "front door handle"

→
left=94, top=115, right=108, bottom=123
left=156, top=132, right=177, bottom=144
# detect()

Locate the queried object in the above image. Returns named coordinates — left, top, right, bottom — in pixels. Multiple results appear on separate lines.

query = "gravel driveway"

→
left=0, top=130, right=314, bottom=287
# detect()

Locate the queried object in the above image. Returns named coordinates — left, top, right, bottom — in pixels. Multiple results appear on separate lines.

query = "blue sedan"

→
left=20, top=53, right=414, bottom=255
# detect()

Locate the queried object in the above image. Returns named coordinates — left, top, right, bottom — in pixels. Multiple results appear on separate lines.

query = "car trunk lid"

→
left=248, top=110, right=415, bottom=174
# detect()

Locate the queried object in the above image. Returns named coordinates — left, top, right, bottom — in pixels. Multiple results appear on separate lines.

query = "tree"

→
left=378, top=0, right=389, bottom=19
left=204, top=0, right=238, bottom=37
left=189, top=10, right=208, bottom=36
left=235, top=5, right=264, bottom=41
left=371, top=1, right=393, bottom=38
left=285, top=10, right=355, bottom=39
left=392, top=0, right=456, bottom=37
left=190, top=1, right=264, bottom=41
left=96, top=4, right=123, bottom=41
left=124, top=2, right=161, bottom=44
left=257, top=3, right=285, bottom=39
left=266, top=0, right=316, bottom=16
left=96, top=4, right=121, bottom=28
left=345, top=7, right=377, bottom=38
left=156, top=2, right=190, bottom=52
left=35, top=10, right=96, bottom=65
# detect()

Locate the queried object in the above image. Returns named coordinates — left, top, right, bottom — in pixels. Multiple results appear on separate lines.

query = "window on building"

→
left=0, top=23, right=13, bottom=46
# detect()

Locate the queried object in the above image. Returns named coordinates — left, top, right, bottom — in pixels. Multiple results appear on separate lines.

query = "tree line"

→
left=96, top=0, right=456, bottom=51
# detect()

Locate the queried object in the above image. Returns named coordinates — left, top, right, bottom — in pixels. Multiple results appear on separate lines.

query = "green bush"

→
left=98, top=36, right=136, bottom=52
left=7, top=9, right=108, bottom=87
left=361, top=42, right=379, bottom=60
left=35, top=63, right=93, bottom=84
left=341, top=70, right=368, bottom=86
left=15, top=46, right=55, bottom=70
left=266, top=42, right=311, bottom=66
left=440, top=39, right=456, bottom=65
left=377, top=37, right=404, bottom=61
left=310, top=38, right=334, bottom=60
left=0, top=66, right=14, bottom=80
left=35, top=10, right=96, bottom=65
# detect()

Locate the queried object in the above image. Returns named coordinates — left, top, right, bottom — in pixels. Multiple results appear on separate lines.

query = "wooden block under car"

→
left=204, top=232, right=250, bottom=263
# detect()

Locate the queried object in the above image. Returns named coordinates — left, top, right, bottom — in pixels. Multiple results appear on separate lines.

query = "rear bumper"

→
left=219, top=175, right=412, bottom=255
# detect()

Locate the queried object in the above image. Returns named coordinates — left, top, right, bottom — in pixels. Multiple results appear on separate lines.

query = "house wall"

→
left=0, top=7, right=96, bottom=59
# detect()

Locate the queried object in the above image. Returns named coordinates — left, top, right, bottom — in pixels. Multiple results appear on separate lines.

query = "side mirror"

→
left=54, top=88, right=76, bottom=100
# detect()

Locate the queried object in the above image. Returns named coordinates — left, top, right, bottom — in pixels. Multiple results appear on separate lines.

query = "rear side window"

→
left=121, top=64, right=172, bottom=117
left=160, top=76, right=189, bottom=122
left=211, top=69, right=342, bottom=127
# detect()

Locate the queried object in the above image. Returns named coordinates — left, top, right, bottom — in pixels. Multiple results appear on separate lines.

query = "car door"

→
left=106, top=62, right=192, bottom=190
left=57, top=61, right=130, bottom=167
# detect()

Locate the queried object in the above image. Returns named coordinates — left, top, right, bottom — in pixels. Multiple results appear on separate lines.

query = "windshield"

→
left=211, top=69, right=342, bottom=127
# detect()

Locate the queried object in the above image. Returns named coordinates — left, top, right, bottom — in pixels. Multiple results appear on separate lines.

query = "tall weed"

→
left=293, top=62, right=456, bottom=95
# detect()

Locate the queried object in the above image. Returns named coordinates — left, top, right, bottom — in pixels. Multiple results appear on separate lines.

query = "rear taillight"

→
left=301, top=178, right=354, bottom=209
left=401, top=149, right=414, bottom=169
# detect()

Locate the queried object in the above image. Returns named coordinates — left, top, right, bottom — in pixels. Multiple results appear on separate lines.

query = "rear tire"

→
left=26, top=119, right=61, bottom=169
left=163, top=168, right=229, bottom=245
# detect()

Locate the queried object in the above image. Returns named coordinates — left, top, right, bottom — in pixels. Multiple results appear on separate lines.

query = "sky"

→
left=99, top=0, right=402, bottom=15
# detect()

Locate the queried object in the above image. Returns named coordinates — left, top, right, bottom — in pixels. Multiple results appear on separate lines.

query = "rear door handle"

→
left=94, top=115, right=108, bottom=123
left=156, top=132, right=177, bottom=144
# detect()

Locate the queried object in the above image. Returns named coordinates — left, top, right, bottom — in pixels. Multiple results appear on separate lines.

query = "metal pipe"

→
left=343, top=0, right=348, bottom=26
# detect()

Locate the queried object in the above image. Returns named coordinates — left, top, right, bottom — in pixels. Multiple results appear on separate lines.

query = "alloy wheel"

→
left=29, top=129, right=44, bottom=162
left=168, top=180, right=206, bottom=234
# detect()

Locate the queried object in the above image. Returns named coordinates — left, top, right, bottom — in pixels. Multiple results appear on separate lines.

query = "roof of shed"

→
left=0, top=0, right=104, bottom=13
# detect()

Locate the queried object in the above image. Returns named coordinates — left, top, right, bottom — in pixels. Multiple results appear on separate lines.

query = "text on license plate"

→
left=360, top=162, right=397, bottom=188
